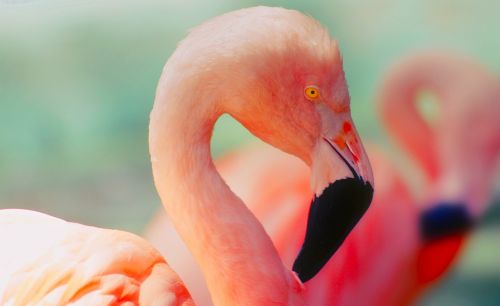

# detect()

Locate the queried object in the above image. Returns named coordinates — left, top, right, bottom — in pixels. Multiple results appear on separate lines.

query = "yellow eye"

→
left=304, top=86, right=320, bottom=100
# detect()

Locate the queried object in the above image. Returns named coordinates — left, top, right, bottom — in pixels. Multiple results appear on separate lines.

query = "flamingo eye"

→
left=304, top=86, right=320, bottom=101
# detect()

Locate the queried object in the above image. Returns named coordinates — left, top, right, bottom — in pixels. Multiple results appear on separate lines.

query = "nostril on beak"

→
left=322, top=137, right=361, bottom=181
left=345, top=140, right=360, bottom=164
left=420, top=202, right=474, bottom=241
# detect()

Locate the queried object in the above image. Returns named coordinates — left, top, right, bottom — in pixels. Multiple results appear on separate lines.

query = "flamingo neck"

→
left=380, top=54, right=499, bottom=216
left=149, top=76, right=303, bottom=305
left=378, top=57, right=453, bottom=183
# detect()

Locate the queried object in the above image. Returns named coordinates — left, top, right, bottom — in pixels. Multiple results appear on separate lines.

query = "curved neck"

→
left=378, top=54, right=499, bottom=215
left=378, top=56, right=457, bottom=182
left=149, top=72, right=302, bottom=305
left=377, top=54, right=470, bottom=182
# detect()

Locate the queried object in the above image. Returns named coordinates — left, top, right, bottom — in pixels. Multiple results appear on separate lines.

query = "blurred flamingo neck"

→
left=380, top=54, right=500, bottom=213
left=378, top=55, right=463, bottom=182
left=149, top=82, right=303, bottom=305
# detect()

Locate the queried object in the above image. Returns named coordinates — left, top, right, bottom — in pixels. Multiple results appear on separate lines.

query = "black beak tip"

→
left=420, top=202, right=474, bottom=241
left=292, top=177, right=373, bottom=282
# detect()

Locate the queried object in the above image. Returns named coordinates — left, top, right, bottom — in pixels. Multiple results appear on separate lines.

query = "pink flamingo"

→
left=0, top=209, right=193, bottom=305
left=145, top=52, right=500, bottom=305
left=378, top=52, right=500, bottom=302
left=1, top=7, right=374, bottom=305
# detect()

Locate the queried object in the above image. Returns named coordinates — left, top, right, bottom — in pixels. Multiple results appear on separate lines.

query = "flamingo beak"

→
left=293, top=110, right=374, bottom=282
left=416, top=202, right=474, bottom=285
left=419, top=201, right=474, bottom=241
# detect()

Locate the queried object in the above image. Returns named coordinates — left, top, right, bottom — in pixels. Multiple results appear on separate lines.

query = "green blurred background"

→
left=0, top=0, right=498, bottom=305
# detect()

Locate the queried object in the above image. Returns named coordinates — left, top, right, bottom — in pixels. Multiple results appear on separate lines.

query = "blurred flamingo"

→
left=1, top=7, right=375, bottom=305
left=379, top=53, right=500, bottom=302
left=145, top=52, right=500, bottom=305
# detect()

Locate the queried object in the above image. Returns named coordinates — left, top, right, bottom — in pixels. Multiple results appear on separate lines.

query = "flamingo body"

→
left=0, top=209, right=193, bottom=305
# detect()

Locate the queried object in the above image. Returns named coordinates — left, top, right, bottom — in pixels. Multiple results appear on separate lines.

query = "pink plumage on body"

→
left=0, top=209, right=193, bottom=306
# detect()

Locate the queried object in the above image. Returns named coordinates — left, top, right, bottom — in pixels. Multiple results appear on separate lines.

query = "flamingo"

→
left=0, top=209, right=194, bottom=305
left=379, top=52, right=500, bottom=301
left=145, top=52, right=500, bottom=305
left=1, top=7, right=375, bottom=305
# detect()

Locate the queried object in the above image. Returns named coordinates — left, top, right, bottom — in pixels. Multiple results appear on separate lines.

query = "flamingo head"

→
left=211, top=7, right=375, bottom=282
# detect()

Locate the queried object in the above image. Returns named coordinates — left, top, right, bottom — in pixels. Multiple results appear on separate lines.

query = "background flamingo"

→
left=145, top=52, right=500, bottom=305
left=1, top=7, right=374, bottom=305
left=379, top=52, right=500, bottom=290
